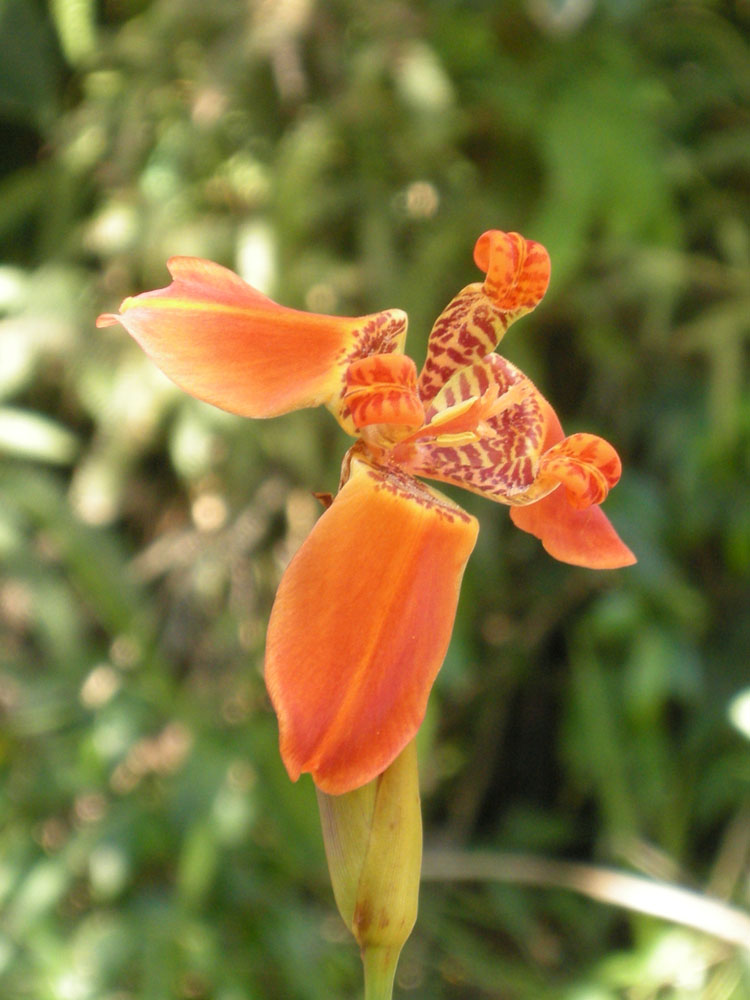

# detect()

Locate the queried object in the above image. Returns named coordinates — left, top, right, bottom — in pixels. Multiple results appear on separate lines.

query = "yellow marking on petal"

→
left=119, top=296, right=264, bottom=316
left=431, top=431, right=483, bottom=447
left=427, top=395, right=483, bottom=429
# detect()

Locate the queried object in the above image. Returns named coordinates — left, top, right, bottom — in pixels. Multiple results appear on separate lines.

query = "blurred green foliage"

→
left=1, top=0, right=749, bottom=997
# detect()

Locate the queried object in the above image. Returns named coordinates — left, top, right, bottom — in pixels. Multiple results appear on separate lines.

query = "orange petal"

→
left=264, top=454, right=478, bottom=794
left=473, top=230, right=551, bottom=312
left=343, top=354, right=424, bottom=430
left=538, top=433, right=622, bottom=509
left=97, top=257, right=408, bottom=425
left=509, top=488, right=636, bottom=569
left=508, top=402, right=636, bottom=569
left=418, top=231, right=550, bottom=404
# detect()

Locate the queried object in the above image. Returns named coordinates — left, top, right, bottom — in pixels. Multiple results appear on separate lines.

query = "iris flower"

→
left=98, top=230, right=634, bottom=795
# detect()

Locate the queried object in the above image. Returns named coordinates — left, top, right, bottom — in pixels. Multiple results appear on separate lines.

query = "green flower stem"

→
left=362, top=945, right=401, bottom=1000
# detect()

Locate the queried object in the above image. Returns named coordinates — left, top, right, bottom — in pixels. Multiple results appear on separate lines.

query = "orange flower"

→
left=98, top=231, right=635, bottom=794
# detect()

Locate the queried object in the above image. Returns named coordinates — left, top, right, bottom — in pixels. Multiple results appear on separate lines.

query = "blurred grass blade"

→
left=0, top=406, right=78, bottom=464
left=50, top=0, right=96, bottom=66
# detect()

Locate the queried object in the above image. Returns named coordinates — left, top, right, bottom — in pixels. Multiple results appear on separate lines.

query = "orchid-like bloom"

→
left=98, top=231, right=635, bottom=795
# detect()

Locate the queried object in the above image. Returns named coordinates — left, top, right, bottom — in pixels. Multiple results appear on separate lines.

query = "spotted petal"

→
left=473, top=230, right=551, bottom=312
left=418, top=230, right=551, bottom=403
left=264, top=452, right=478, bottom=794
left=399, top=354, right=548, bottom=501
left=97, top=257, right=407, bottom=429
left=343, top=354, right=424, bottom=431
left=535, top=434, right=622, bottom=509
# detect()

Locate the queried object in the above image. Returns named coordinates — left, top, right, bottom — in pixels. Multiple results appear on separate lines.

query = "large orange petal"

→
left=264, top=453, right=478, bottom=794
left=97, top=257, right=408, bottom=426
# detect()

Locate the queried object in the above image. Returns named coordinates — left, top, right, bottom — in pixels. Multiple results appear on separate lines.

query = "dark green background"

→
left=1, top=1, right=749, bottom=996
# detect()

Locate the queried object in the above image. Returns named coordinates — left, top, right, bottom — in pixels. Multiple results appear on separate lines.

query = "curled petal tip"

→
left=507, top=400, right=634, bottom=568
left=344, top=354, right=425, bottom=430
left=541, top=433, right=622, bottom=510
left=474, top=230, right=551, bottom=312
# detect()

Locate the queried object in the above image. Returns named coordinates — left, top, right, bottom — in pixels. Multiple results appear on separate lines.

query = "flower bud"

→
left=316, top=740, right=422, bottom=998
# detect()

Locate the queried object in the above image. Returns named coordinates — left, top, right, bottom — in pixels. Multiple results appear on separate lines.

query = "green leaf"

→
left=0, top=0, right=59, bottom=125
